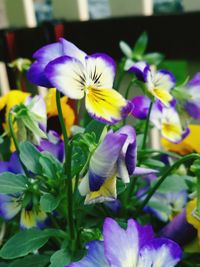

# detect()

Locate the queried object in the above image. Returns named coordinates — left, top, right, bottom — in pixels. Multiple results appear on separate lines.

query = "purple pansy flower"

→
left=182, top=72, right=200, bottom=120
left=78, top=125, right=157, bottom=204
left=67, top=217, right=182, bottom=267
left=131, top=95, right=151, bottom=119
left=0, top=152, right=23, bottom=174
left=129, top=62, right=175, bottom=107
left=28, top=38, right=132, bottom=124
left=38, top=131, right=64, bottom=162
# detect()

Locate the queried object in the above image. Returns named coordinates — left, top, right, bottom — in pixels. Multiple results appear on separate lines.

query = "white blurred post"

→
left=182, top=0, right=200, bottom=11
left=0, top=62, right=10, bottom=95
left=109, top=0, right=153, bottom=17
left=52, top=0, right=89, bottom=21
left=5, top=0, right=37, bottom=27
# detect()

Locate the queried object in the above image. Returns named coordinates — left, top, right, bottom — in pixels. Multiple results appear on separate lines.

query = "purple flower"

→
left=28, top=38, right=131, bottom=124
left=129, top=62, right=175, bottom=107
left=182, top=73, right=200, bottom=120
left=131, top=96, right=151, bottom=119
left=67, top=217, right=182, bottom=267
left=38, top=131, right=64, bottom=162
left=78, top=125, right=157, bottom=204
left=0, top=152, right=23, bottom=174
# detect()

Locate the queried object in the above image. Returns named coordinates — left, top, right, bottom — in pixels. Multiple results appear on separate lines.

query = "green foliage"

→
left=0, top=229, right=65, bottom=260
left=19, top=141, right=42, bottom=174
left=0, top=172, right=28, bottom=194
left=40, top=193, right=61, bottom=212
left=49, top=249, right=71, bottom=267
left=8, top=254, right=50, bottom=267
left=132, top=32, right=148, bottom=59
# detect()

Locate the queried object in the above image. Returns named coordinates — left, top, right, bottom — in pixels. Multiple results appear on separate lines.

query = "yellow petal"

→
left=186, top=198, right=200, bottom=244
left=20, top=209, right=37, bottom=229
left=161, top=122, right=182, bottom=142
left=85, top=175, right=116, bottom=204
left=85, top=86, right=129, bottom=124
left=161, top=125, right=200, bottom=155
left=152, top=88, right=173, bottom=106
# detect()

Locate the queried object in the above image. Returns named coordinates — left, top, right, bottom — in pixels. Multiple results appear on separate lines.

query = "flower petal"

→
left=67, top=241, right=109, bottom=267
left=129, top=61, right=150, bottom=82
left=152, top=88, right=173, bottom=107
left=84, top=175, right=117, bottom=204
left=85, top=87, right=131, bottom=124
left=152, top=70, right=176, bottom=92
left=133, top=167, right=158, bottom=176
left=45, top=56, right=85, bottom=99
left=131, top=96, right=151, bottom=119
left=103, top=218, right=140, bottom=267
left=89, top=131, right=127, bottom=191
left=137, top=238, right=182, bottom=267
left=0, top=194, right=21, bottom=220
left=85, top=53, right=116, bottom=88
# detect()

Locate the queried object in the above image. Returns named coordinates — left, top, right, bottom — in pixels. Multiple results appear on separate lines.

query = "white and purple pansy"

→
left=129, top=62, right=175, bottom=107
left=27, top=38, right=87, bottom=87
left=28, top=38, right=132, bottom=124
left=78, top=125, right=157, bottom=204
left=0, top=194, right=48, bottom=229
left=150, top=100, right=190, bottom=143
left=182, top=72, right=200, bottom=120
left=67, top=217, right=182, bottom=267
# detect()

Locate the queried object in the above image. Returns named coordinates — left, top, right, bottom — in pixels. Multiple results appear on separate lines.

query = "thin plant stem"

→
left=8, top=112, right=29, bottom=176
left=196, top=176, right=200, bottom=216
left=125, top=78, right=136, bottom=99
left=141, top=101, right=153, bottom=150
left=135, top=153, right=200, bottom=217
left=56, top=90, right=75, bottom=243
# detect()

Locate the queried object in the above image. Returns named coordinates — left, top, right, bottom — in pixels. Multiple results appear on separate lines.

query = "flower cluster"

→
left=0, top=33, right=199, bottom=266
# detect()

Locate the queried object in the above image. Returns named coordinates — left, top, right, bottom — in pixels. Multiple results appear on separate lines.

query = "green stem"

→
left=141, top=101, right=153, bottom=150
left=8, top=112, right=29, bottom=176
left=56, top=90, right=75, bottom=243
left=125, top=78, right=136, bottom=99
left=196, top=176, right=200, bottom=215
left=135, top=153, right=200, bottom=217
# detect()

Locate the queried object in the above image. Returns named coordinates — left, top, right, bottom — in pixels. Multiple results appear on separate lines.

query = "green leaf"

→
left=39, top=152, right=62, bottom=179
left=151, top=175, right=188, bottom=193
left=8, top=254, right=50, bottom=267
left=119, top=41, right=132, bottom=58
left=19, top=142, right=42, bottom=174
left=0, top=228, right=64, bottom=259
left=133, top=32, right=148, bottom=58
left=143, top=158, right=165, bottom=168
left=40, top=193, right=60, bottom=212
left=85, top=120, right=106, bottom=143
left=0, top=172, right=28, bottom=194
left=49, top=249, right=71, bottom=267
left=143, top=52, right=164, bottom=65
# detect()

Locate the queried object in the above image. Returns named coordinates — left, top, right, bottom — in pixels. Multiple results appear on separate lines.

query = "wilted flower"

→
left=129, top=62, right=175, bottom=106
left=28, top=38, right=132, bottom=124
left=79, top=125, right=157, bottom=204
left=67, top=217, right=182, bottom=267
